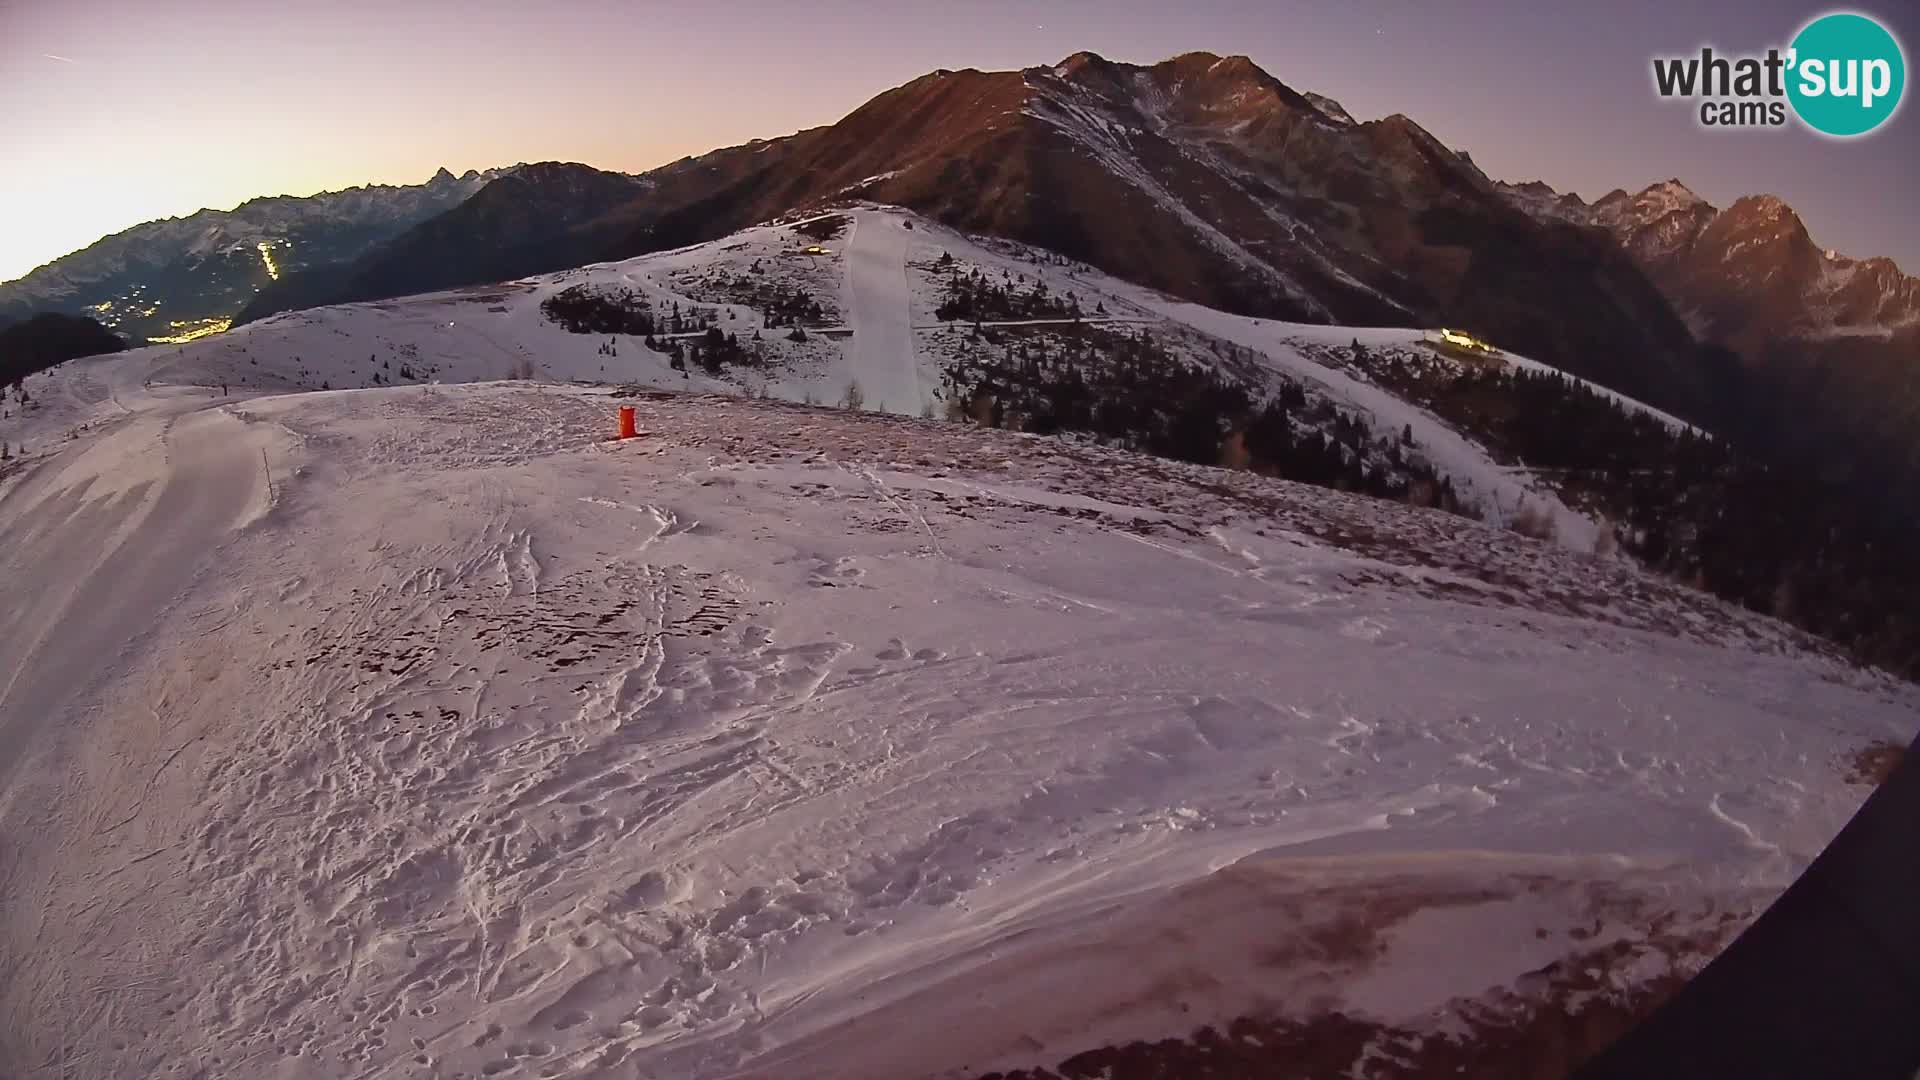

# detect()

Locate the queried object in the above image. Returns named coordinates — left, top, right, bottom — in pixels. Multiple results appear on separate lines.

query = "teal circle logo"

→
left=1787, top=12, right=1906, bottom=136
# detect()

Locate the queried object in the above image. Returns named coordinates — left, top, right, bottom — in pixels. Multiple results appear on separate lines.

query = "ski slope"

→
left=0, top=403, right=281, bottom=791
left=1137, top=304, right=1613, bottom=548
left=3, top=206, right=1694, bottom=556
left=841, top=211, right=924, bottom=413
left=1, top=375, right=1914, bottom=1080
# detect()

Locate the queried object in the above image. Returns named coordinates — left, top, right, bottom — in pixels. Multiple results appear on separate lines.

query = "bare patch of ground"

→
left=976, top=953, right=1696, bottom=1080
left=952, top=861, right=1749, bottom=1080
left=1846, top=740, right=1907, bottom=786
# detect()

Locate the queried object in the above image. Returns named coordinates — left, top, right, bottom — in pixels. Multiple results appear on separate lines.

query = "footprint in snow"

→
left=876, top=639, right=945, bottom=663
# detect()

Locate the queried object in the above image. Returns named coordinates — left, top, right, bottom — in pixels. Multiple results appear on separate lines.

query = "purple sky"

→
left=2, top=0, right=1914, bottom=282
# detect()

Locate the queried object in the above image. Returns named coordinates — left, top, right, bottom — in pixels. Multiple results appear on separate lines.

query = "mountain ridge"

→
left=1498, top=176, right=1919, bottom=340
left=20, top=50, right=1913, bottom=462
left=1496, top=174, right=1920, bottom=474
left=234, top=163, right=652, bottom=324
left=238, top=50, right=1712, bottom=424
left=0, top=167, right=511, bottom=340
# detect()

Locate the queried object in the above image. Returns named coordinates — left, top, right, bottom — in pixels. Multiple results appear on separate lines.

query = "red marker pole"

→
left=617, top=406, right=637, bottom=439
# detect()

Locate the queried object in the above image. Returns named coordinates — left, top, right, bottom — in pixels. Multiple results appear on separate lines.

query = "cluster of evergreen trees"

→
left=660, top=325, right=761, bottom=376
left=933, top=256, right=1086, bottom=324
left=1340, top=344, right=1701, bottom=487
left=363, top=353, right=423, bottom=384
left=544, top=287, right=737, bottom=340
left=759, top=286, right=828, bottom=329
left=540, top=283, right=795, bottom=379
left=539, top=286, right=658, bottom=337
left=679, top=267, right=831, bottom=329
left=1339, top=341, right=1920, bottom=678
left=793, top=215, right=848, bottom=242
left=937, top=327, right=1459, bottom=510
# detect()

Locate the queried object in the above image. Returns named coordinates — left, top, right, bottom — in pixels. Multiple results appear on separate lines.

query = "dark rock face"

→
left=1500, top=175, right=1920, bottom=489
left=0, top=312, right=126, bottom=385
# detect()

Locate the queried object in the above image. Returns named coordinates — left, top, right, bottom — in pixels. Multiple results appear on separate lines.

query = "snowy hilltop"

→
left=1, top=209, right=1914, bottom=1080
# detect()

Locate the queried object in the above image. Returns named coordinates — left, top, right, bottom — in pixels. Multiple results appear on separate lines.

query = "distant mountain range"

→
left=1499, top=177, right=1920, bottom=474
left=9, top=51, right=1915, bottom=487
left=1502, top=178, right=1919, bottom=349
left=234, top=163, right=651, bottom=325
left=0, top=168, right=507, bottom=340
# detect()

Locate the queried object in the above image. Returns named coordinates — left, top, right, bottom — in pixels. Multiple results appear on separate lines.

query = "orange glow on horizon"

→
left=3, top=1, right=1911, bottom=283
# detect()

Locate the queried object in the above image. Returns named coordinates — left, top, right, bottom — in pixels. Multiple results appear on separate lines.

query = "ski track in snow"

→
left=841, top=213, right=923, bottom=414
left=3, top=206, right=1918, bottom=1080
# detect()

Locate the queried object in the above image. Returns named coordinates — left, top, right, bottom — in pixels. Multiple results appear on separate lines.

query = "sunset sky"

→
left=2, top=0, right=1914, bottom=283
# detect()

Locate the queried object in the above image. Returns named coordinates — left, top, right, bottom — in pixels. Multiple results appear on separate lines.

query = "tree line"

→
left=1343, top=341, right=1920, bottom=678
left=938, top=326, right=1461, bottom=512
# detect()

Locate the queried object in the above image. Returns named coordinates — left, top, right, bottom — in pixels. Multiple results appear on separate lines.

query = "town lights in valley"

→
left=149, top=317, right=232, bottom=344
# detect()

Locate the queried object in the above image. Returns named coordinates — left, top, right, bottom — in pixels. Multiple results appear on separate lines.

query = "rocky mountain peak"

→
left=1721, top=193, right=1794, bottom=224
left=1181, top=51, right=1262, bottom=78
left=1590, top=188, right=1632, bottom=214
left=1598, top=180, right=1713, bottom=231
left=1710, top=195, right=1814, bottom=257
left=1051, top=50, right=1116, bottom=78
left=1303, top=91, right=1357, bottom=125
left=1642, top=178, right=1706, bottom=208
left=1148, top=51, right=1318, bottom=114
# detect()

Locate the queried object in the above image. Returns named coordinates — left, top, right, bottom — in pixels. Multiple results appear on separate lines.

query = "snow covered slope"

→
left=2, top=207, right=1688, bottom=556
left=1, top=372, right=1913, bottom=1079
